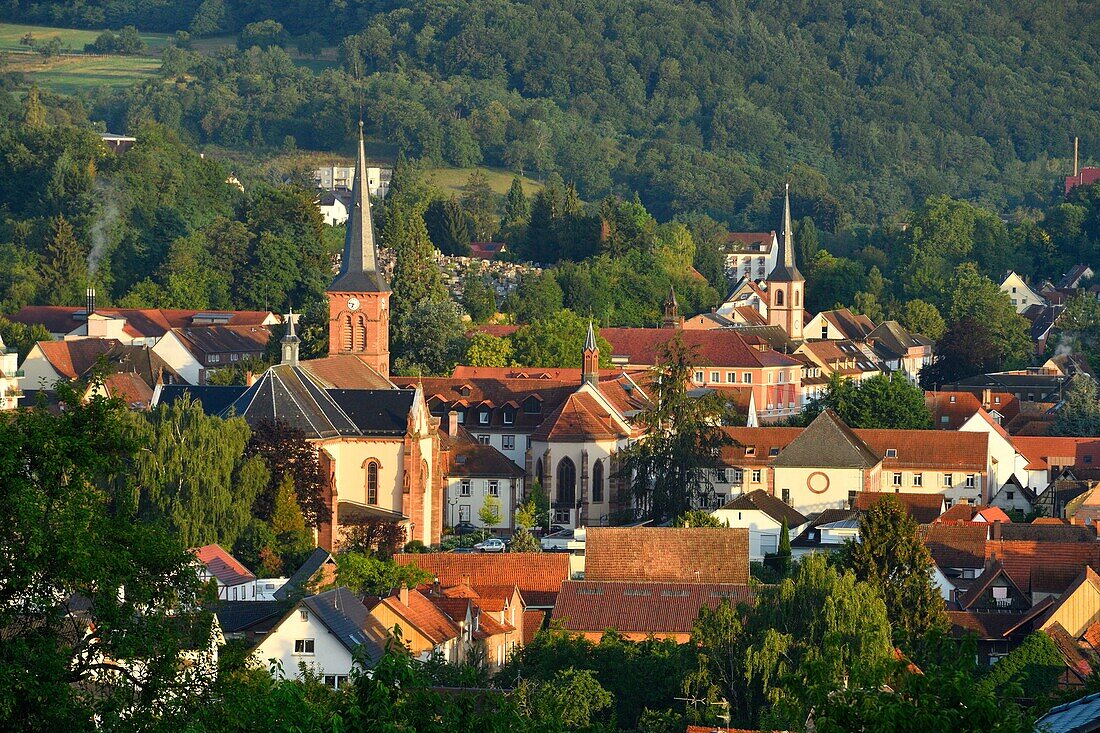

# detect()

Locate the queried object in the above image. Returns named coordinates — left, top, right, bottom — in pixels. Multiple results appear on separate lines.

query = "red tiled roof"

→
left=724, top=231, right=775, bottom=249
left=523, top=609, right=546, bottom=645
left=551, top=581, right=754, bottom=637
left=935, top=505, right=980, bottom=523
left=596, top=328, right=801, bottom=369
left=819, top=309, right=876, bottom=340
left=393, top=554, right=571, bottom=608
left=585, top=527, right=750, bottom=584
left=380, top=590, right=461, bottom=645
left=975, top=506, right=1012, bottom=524
left=530, top=391, right=629, bottom=441
left=921, top=524, right=988, bottom=569
left=36, top=338, right=123, bottom=380
left=987, top=541, right=1100, bottom=596
left=926, top=391, right=1019, bottom=431
left=854, top=492, right=944, bottom=524
left=192, top=544, right=255, bottom=586
left=443, top=429, right=525, bottom=478
left=855, top=429, right=988, bottom=471
left=301, top=354, right=393, bottom=389
left=10, top=306, right=273, bottom=338
left=101, top=371, right=154, bottom=408
left=1013, top=436, right=1100, bottom=471
left=719, top=427, right=803, bottom=466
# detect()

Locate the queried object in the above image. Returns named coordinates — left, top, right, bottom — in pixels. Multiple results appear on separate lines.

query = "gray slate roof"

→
left=154, top=367, right=414, bottom=440
left=720, top=489, right=808, bottom=528
left=328, top=125, right=388, bottom=294
left=301, top=587, right=386, bottom=662
left=275, top=548, right=335, bottom=601
left=215, top=601, right=285, bottom=634
left=1035, top=690, right=1100, bottom=733
left=773, top=409, right=880, bottom=468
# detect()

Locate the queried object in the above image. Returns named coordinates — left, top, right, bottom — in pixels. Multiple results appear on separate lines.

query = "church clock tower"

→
left=766, top=183, right=805, bottom=340
left=327, top=122, right=391, bottom=377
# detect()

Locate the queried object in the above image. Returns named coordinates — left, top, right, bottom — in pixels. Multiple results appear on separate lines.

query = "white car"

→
left=474, top=538, right=506, bottom=553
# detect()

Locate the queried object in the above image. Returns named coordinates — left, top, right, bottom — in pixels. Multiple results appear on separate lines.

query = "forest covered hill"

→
left=4, top=0, right=1098, bottom=228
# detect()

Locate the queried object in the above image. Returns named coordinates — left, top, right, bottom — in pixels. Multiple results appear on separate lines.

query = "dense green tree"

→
left=0, top=316, right=51, bottom=360
left=504, top=177, right=530, bottom=226
left=0, top=381, right=212, bottom=730
left=803, top=373, right=932, bottom=429
left=620, top=335, right=734, bottom=520
left=899, top=299, right=946, bottom=341
left=509, top=526, right=541, bottom=552
left=331, top=551, right=432, bottom=599
left=842, top=495, right=948, bottom=649
left=426, top=196, right=471, bottom=256
left=1051, top=375, right=1100, bottom=437
left=946, top=263, right=1032, bottom=369
left=977, top=631, right=1065, bottom=705
left=744, top=554, right=895, bottom=730
left=462, top=170, right=497, bottom=242
left=506, top=271, right=564, bottom=323
left=391, top=298, right=468, bottom=376
left=40, top=214, right=87, bottom=305
left=795, top=217, right=820, bottom=267
left=676, top=509, right=725, bottom=528
left=129, top=395, right=269, bottom=548
left=461, top=272, right=496, bottom=323
left=517, top=668, right=613, bottom=728
left=510, top=309, right=611, bottom=368
left=921, top=316, right=1005, bottom=388
left=464, top=331, right=514, bottom=367
left=238, top=20, right=289, bottom=50
left=244, top=419, right=326, bottom=526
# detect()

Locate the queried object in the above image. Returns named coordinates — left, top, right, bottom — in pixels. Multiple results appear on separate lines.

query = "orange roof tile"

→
left=987, top=540, right=1100, bottom=596
left=1013, top=436, right=1100, bottom=470
left=523, top=609, right=546, bottom=645
left=855, top=428, right=988, bottom=471
left=921, top=524, right=988, bottom=568
left=37, top=338, right=123, bottom=380
left=585, top=527, right=749, bottom=584
left=530, top=391, right=628, bottom=441
left=551, top=581, right=754, bottom=638
left=379, top=590, right=460, bottom=645
left=393, top=554, right=571, bottom=608
left=854, top=492, right=945, bottom=524
left=192, top=544, right=255, bottom=586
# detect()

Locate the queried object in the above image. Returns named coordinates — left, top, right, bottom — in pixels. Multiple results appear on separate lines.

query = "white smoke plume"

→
left=87, top=178, right=122, bottom=276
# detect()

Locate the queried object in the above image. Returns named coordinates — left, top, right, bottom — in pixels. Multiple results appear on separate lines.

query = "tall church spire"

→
left=771, top=183, right=803, bottom=282
left=582, top=320, right=599, bottom=388
left=327, top=121, right=389, bottom=293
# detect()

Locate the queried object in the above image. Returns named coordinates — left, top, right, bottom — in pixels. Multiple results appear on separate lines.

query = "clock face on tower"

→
left=347, top=297, right=361, bottom=311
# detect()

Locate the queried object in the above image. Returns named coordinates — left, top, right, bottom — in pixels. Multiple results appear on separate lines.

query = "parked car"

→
left=452, top=521, right=479, bottom=536
left=474, top=538, right=507, bottom=553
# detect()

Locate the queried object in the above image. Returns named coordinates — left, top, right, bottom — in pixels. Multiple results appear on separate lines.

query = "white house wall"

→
left=151, top=331, right=203, bottom=385
left=252, top=609, right=356, bottom=680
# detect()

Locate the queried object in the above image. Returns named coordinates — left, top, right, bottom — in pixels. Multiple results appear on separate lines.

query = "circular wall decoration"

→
left=807, top=471, right=830, bottom=494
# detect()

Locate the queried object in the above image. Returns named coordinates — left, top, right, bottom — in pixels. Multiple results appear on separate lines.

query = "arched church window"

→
left=557, top=458, right=576, bottom=505
left=343, top=314, right=353, bottom=351
left=794, top=289, right=800, bottom=307
left=592, top=459, right=604, bottom=503
left=365, top=461, right=379, bottom=504
left=774, top=288, right=784, bottom=306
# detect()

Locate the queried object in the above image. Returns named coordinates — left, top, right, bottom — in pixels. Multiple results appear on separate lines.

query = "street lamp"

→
left=448, top=498, right=458, bottom=532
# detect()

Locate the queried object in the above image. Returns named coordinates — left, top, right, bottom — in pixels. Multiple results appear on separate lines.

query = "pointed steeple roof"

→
left=328, top=121, right=389, bottom=293
left=584, top=320, right=598, bottom=352
left=770, top=183, right=804, bottom=282
left=773, top=409, right=879, bottom=468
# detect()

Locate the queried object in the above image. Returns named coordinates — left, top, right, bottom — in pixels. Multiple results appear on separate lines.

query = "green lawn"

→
left=5, top=54, right=161, bottom=94
left=424, top=167, right=544, bottom=198
left=0, top=22, right=171, bottom=53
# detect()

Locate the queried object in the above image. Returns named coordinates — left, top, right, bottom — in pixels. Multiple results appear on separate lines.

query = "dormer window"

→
left=886, top=449, right=897, bottom=458
left=524, top=396, right=542, bottom=414
left=502, top=406, right=515, bottom=425
left=769, top=447, right=779, bottom=457
left=459, top=385, right=472, bottom=397
left=479, top=409, right=490, bottom=425
left=745, top=447, right=756, bottom=456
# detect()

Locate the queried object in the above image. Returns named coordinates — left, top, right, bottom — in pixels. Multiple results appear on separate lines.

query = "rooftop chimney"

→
left=991, top=520, right=1002, bottom=541
left=86, top=287, right=96, bottom=317
left=399, top=584, right=409, bottom=607
left=448, top=409, right=459, bottom=436
left=982, top=388, right=992, bottom=410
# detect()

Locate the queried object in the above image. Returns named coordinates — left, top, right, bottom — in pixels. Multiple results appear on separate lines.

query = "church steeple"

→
left=325, top=121, right=392, bottom=376
left=582, top=320, right=599, bottom=388
left=770, top=183, right=803, bottom=283
left=765, top=183, right=805, bottom=339
left=281, top=309, right=301, bottom=367
left=327, top=121, right=388, bottom=294
left=662, top=286, right=683, bottom=329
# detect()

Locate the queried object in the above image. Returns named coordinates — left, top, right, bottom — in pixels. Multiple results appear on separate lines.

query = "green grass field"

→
left=424, top=167, right=544, bottom=198
left=4, top=53, right=160, bottom=94
left=0, top=22, right=171, bottom=53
